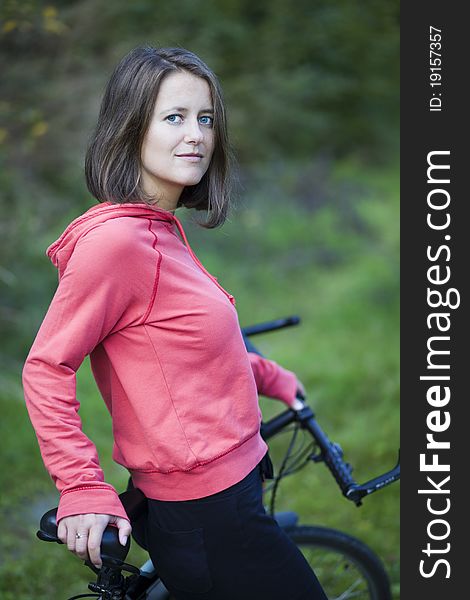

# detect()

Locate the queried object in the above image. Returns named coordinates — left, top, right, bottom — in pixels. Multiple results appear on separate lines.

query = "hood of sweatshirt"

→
left=46, top=201, right=235, bottom=304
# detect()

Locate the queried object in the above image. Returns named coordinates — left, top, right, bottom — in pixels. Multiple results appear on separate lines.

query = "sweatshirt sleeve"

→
left=22, top=224, right=151, bottom=523
left=247, top=352, right=298, bottom=407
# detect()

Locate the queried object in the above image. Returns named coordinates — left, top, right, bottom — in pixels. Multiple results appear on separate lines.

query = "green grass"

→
left=0, top=158, right=399, bottom=598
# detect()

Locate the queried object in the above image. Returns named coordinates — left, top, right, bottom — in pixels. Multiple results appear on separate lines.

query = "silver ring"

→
left=76, top=532, right=82, bottom=539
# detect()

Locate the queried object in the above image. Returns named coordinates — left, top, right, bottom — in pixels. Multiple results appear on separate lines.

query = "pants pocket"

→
left=147, top=520, right=212, bottom=594
left=259, top=451, right=274, bottom=481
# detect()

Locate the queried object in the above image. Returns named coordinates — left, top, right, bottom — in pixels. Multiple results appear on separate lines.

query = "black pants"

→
left=145, top=458, right=327, bottom=599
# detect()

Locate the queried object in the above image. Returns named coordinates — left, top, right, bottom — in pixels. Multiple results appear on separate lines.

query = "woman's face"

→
left=140, top=70, right=215, bottom=210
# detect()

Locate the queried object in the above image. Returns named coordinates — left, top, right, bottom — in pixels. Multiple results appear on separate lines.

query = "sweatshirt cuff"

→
left=269, top=366, right=299, bottom=407
left=57, top=485, right=129, bottom=524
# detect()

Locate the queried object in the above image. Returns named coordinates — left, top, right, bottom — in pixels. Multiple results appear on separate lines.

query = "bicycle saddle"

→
left=37, top=487, right=148, bottom=566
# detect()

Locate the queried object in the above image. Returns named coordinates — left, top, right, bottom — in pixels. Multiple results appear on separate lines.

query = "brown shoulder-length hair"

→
left=85, top=46, right=234, bottom=228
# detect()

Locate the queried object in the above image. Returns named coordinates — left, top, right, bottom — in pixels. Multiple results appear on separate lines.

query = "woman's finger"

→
left=296, top=379, right=306, bottom=398
left=66, top=523, right=78, bottom=553
left=87, top=521, right=108, bottom=568
left=57, top=519, right=67, bottom=544
left=115, top=517, right=132, bottom=546
left=74, top=529, right=90, bottom=560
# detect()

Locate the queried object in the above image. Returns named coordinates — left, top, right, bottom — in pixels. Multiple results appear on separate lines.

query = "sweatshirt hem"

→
left=130, top=433, right=268, bottom=501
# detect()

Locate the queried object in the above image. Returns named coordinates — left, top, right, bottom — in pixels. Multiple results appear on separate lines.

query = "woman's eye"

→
left=199, top=116, right=214, bottom=127
left=166, top=114, right=183, bottom=124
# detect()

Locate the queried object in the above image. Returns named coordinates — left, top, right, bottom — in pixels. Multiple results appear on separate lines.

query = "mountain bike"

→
left=37, top=316, right=400, bottom=599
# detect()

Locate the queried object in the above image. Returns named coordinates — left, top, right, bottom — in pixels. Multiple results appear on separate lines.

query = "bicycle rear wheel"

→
left=285, top=525, right=391, bottom=600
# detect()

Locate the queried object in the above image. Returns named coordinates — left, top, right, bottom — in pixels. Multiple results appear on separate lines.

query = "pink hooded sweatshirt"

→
left=22, top=202, right=298, bottom=523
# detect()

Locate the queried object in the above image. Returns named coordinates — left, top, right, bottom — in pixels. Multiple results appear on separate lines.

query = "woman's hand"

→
left=290, top=378, right=307, bottom=411
left=296, top=379, right=306, bottom=399
left=57, top=513, right=132, bottom=568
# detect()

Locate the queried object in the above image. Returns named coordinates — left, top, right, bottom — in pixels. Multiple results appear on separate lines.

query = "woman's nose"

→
left=183, top=119, right=204, bottom=144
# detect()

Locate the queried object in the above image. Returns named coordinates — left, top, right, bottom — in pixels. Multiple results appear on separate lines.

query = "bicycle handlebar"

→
left=242, top=316, right=300, bottom=338
left=299, top=405, right=400, bottom=506
left=243, top=316, right=400, bottom=507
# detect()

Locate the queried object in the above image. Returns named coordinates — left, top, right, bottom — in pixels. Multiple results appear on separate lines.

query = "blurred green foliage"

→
left=0, top=0, right=398, bottom=363
left=0, top=1, right=399, bottom=598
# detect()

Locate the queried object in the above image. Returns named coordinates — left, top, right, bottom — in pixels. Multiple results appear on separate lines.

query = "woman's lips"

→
left=176, top=154, right=203, bottom=162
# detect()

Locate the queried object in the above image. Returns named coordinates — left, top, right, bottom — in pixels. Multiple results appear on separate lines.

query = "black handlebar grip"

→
left=324, top=446, right=356, bottom=495
left=37, top=508, right=62, bottom=543
left=37, top=507, right=131, bottom=565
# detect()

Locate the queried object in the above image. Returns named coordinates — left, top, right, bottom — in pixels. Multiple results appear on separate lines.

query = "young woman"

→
left=22, top=46, right=327, bottom=599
